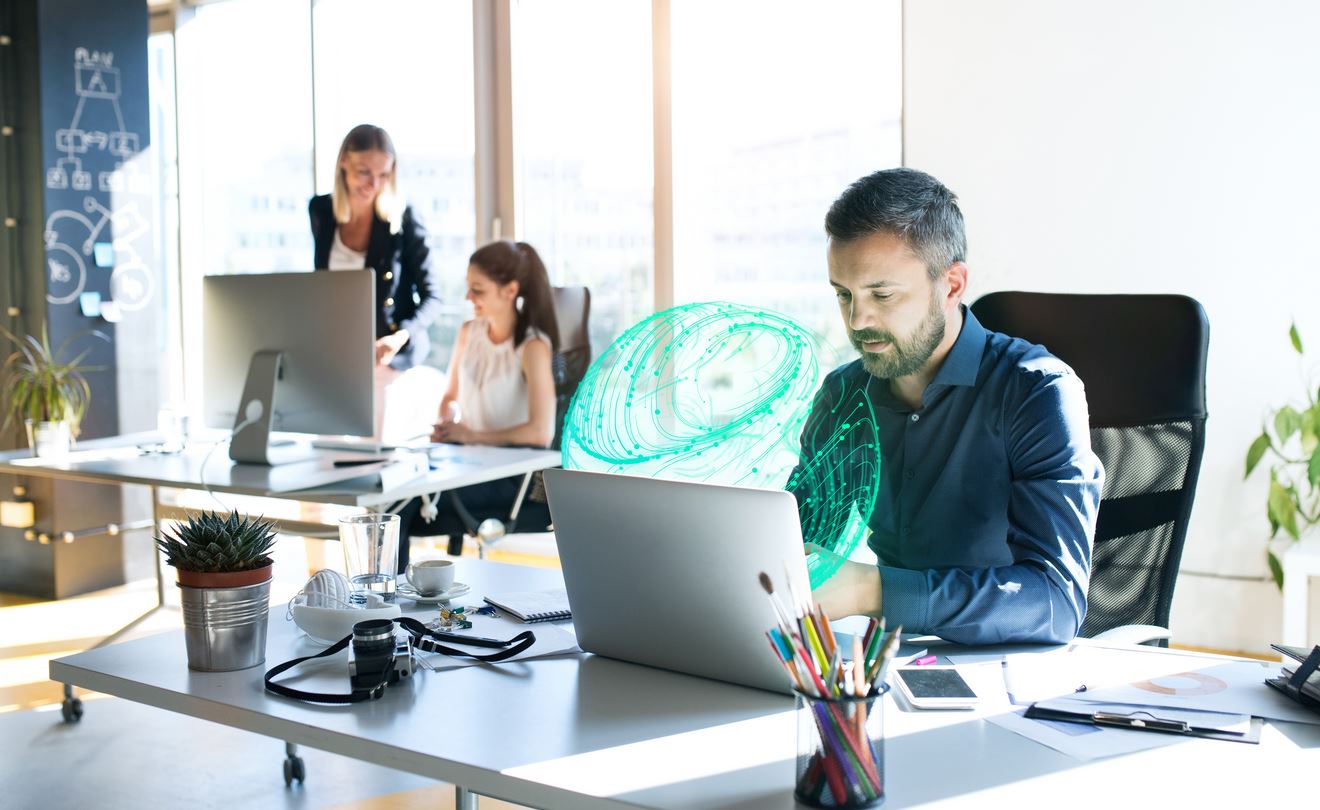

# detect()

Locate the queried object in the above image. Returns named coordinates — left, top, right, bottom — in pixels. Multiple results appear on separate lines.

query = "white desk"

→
left=0, top=432, right=562, bottom=509
left=49, top=560, right=1320, bottom=809
left=3, top=434, right=560, bottom=722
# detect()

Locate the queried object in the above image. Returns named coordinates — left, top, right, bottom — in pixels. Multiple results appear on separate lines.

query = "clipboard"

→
left=1024, top=703, right=1263, bottom=744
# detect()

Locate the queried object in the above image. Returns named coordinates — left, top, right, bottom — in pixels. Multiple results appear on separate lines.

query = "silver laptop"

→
left=543, top=469, right=813, bottom=694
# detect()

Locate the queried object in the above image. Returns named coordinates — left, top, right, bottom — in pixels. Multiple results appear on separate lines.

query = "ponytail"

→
left=511, top=243, right=560, bottom=352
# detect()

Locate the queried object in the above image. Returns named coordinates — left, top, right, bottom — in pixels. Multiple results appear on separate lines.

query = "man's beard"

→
left=850, top=293, right=946, bottom=380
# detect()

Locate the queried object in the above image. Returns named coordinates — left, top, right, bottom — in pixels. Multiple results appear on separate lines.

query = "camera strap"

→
left=264, top=617, right=538, bottom=704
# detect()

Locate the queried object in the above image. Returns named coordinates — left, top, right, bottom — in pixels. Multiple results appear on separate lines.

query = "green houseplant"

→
left=156, top=511, right=280, bottom=670
left=1245, top=323, right=1320, bottom=589
left=0, top=325, right=105, bottom=455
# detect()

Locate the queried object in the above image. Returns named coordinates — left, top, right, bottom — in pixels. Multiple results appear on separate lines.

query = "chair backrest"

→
left=970, top=292, right=1209, bottom=641
left=550, top=286, right=592, bottom=450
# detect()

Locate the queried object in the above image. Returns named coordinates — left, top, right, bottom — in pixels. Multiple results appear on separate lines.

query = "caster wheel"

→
left=283, top=755, right=305, bottom=786
left=61, top=697, right=84, bottom=724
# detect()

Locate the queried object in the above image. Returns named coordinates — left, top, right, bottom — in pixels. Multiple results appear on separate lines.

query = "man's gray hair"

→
left=825, top=168, right=967, bottom=279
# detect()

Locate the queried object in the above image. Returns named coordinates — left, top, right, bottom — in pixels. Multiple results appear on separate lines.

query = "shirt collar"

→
left=927, top=304, right=986, bottom=390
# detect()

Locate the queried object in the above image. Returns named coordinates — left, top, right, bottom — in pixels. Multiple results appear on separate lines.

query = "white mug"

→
left=406, top=559, right=455, bottom=595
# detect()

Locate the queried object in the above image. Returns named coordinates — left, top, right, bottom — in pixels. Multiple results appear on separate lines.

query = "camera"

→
left=348, top=619, right=413, bottom=692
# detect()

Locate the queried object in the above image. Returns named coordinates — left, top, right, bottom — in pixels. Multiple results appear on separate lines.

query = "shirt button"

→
left=383, top=271, right=393, bottom=281
left=901, top=525, right=911, bottom=535
left=910, top=413, right=920, bottom=423
left=384, top=297, right=395, bottom=307
left=904, top=469, right=915, bottom=480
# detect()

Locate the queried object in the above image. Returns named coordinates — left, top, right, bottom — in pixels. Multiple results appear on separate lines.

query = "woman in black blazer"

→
left=310, top=125, right=440, bottom=571
left=309, top=124, right=440, bottom=373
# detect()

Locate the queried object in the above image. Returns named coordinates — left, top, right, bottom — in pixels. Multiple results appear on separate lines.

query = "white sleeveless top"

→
left=457, top=319, right=552, bottom=432
left=329, top=228, right=367, bottom=270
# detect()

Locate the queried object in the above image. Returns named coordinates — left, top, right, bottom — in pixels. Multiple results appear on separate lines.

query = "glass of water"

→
left=339, top=513, right=400, bottom=603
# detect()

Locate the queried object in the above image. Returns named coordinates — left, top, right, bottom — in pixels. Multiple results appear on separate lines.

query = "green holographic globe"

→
left=562, top=302, right=879, bottom=587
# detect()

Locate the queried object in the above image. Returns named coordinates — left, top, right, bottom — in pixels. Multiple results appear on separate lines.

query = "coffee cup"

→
left=405, top=559, right=455, bottom=595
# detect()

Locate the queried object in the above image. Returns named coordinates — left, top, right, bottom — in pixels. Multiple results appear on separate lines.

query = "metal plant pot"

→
left=179, top=579, right=271, bottom=671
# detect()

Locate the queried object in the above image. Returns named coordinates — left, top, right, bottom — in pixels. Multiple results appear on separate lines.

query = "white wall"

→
left=903, top=0, right=1320, bottom=653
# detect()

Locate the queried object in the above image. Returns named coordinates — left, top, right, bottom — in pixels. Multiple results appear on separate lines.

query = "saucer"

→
left=395, top=581, right=470, bottom=604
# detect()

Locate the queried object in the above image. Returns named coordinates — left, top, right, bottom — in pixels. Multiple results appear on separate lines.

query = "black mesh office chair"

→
left=970, top=292, right=1209, bottom=644
left=442, top=286, right=592, bottom=552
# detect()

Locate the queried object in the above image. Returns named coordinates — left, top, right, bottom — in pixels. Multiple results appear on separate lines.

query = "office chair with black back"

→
left=970, top=292, right=1209, bottom=645
left=444, top=286, right=592, bottom=554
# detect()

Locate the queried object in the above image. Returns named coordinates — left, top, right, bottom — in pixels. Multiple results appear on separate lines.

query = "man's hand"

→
left=375, top=329, right=410, bottom=366
left=805, top=542, right=883, bottom=619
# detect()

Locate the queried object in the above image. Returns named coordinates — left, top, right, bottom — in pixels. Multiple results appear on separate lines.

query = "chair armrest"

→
left=1091, top=624, right=1173, bottom=645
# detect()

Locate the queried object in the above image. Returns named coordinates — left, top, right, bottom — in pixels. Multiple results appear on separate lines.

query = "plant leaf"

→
left=1266, top=470, right=1280, bottom=537
left=1290, top=322, right=1304, bottom=354
left=1268, top=480, right=1300, bottom=540
left=1310, top=445, right=1320, bottom=489
left=1303, top=408, right=1320, bottom=456
left=1245, top=431, right=1271, bottom=478
left=1267, top=550, right=1285, bottom=591
left=1275, top=406, right=1302, bottom=445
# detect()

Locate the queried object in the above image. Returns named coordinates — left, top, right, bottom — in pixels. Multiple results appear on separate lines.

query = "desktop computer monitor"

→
left=202, top=271, right=375, bottom=464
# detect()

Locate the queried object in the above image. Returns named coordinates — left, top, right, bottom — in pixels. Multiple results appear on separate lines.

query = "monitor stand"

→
left=229, top=350, right=315, bottom=466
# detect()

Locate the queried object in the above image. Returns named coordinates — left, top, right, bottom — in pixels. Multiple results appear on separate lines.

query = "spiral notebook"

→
left=483, top=590, right=573, bottom=623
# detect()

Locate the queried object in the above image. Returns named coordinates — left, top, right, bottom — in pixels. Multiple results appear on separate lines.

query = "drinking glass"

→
left=339, top=513, right=400, bottom=603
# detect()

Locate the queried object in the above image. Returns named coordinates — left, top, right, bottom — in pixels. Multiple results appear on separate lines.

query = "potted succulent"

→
left=156, top=511, right=279, bottom=671
left=0, top=325, right=105, bottom=456
left=1245, top=322, right=1320, bottom=588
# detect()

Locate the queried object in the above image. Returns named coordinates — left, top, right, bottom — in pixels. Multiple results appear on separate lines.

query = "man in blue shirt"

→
left=800, top=168, right=1103, bottom=645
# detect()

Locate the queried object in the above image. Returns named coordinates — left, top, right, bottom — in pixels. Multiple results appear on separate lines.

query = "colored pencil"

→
left=757, top=572, right=885, bottom=805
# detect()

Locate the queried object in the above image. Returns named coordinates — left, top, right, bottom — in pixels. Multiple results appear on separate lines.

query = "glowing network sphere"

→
left=561, top=302, right=880, bottom=586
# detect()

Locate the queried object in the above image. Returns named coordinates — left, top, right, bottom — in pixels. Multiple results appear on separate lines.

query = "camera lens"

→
left=351, top=619, right=396, bottom=689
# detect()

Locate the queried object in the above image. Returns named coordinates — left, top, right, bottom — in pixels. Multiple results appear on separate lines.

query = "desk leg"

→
left=507, top=471, right=534, bottom=526
left=59, top=485, right=169, bottom=723
left=87, top=485, right=168, bottom=645
left=151, top=485, right=165, bottom=608
left=455, top=786, right=478, bottom=810
left=1282, top=552, right=1309, bottom=646
left=283, top=741, right=306, bottom=786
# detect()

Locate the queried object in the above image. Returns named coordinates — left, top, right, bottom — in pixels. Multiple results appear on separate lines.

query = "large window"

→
left=312, top=0, right=476, bottom=368
left=175, top=0, right=314, bottom=278
left=670, top=0, right=903, bottom=354
left=174, top=0, right=314, bottom=416
left=511, top=0, right=653, bottom=355
left=164, top=1, right=903, bottom=417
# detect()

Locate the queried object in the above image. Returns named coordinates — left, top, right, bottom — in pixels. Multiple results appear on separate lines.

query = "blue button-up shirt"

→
left=791, top=306, right=1103, bottom=644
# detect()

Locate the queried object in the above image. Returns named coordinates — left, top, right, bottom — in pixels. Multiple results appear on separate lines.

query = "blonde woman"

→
left=309, top=124, right=439, bottom=436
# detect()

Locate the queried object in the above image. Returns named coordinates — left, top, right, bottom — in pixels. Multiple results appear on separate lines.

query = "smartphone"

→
left=893, top=665, right=979, bottom=710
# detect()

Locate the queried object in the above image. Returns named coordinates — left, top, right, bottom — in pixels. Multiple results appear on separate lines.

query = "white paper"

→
left=417, top=612, right=580, bottom=671
left=957, top=644, right=1254, bottom=706
left=1064, top=660, right=1320, bottom=725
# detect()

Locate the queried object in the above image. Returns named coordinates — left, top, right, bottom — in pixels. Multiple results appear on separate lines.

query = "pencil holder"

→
left=793, top=685, right=887, bottom=808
